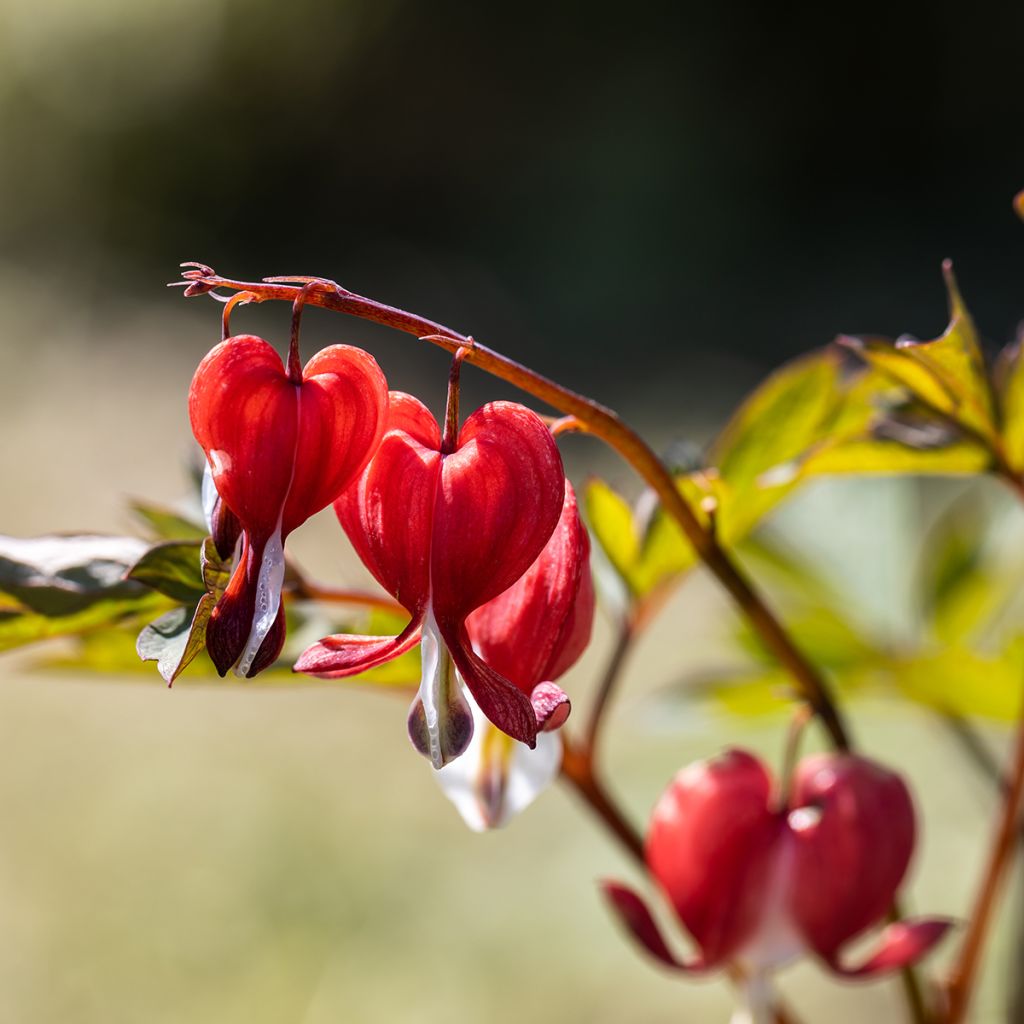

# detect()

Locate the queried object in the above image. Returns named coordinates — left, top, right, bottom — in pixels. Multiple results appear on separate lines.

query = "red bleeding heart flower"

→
left=602, top=749, right=951, bottom=1016
left=294, top=390, right=568, bottom=766
left=189, top=334, right=388, bottom=677
left=435, top=480, right=594, bottom=828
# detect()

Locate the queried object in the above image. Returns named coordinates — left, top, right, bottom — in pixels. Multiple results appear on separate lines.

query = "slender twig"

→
left=583, top=616, right=635, bottom=758
left=943, top=688, right=1024, bottom=1023
left=288, top=580, right=406, bottom=614
left=560, top=734, right=645, bottom=862
left=176, top=267, right=852, bottom=752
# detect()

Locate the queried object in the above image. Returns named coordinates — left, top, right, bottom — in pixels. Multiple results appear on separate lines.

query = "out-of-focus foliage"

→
left=586, top=335, right=991, bottom=612
left=2, top=493, right=421, bottom=688
left=660, top=489, right=1024, bottom=722
left=0, top=534, right=169, bottom=651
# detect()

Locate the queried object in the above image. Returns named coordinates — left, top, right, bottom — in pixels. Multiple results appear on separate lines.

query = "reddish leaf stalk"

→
left=177, top=268, right=852, bottom=751
left=942, top=675, right=1024, bottom=1023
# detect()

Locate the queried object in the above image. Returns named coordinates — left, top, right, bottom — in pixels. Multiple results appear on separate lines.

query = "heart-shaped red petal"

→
left=788, top=753, right=917, bottom=962
left=189, top=335, right=388, bottom=541
left=334, top=392, right=442, bottom=614
left=431, top=401, right=564, bottom=620
left=646, top=749, right=783, bottom=969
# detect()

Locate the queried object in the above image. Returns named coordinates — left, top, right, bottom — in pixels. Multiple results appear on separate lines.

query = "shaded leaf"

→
left=137, top=596, right=214, bottom=684
left=127, top=541, right=205, bottom=603
left=129, top=500, right=207, bottom=541
left=0, top=534, right=150, bottom=616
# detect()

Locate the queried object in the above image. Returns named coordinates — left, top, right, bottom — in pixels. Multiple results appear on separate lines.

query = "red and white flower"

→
left=189, top=334, right=388, bottom=677
left=294, top=391, right=569, bottom=766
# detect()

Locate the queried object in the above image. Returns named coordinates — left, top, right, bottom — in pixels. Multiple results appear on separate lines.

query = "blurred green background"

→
left=1, top=0, right=1023, bottom=1020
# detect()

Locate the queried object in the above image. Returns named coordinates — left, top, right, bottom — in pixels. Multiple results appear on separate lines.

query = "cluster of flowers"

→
left=189, top=330, right=593, bottom=828
left=187, top=324, right=950, bottom=1010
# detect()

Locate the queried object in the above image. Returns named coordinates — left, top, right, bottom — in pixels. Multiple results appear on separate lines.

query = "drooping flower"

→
left=189, top=334, right=388, bottom=677
left=603, top=749, right=951, bottom=1018
left=294, top=391, right=568, bottom=766
left=436, top=479, right=594, bottom=829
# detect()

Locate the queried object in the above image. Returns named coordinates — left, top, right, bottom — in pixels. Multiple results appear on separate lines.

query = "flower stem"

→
left=177, top=267, right=852, bottom=751
left=583, top=615, right=635, bottom=759
left=942, top=685, right=1024, bottom=1023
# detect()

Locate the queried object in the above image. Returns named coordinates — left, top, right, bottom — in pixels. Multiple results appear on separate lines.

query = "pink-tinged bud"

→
left=603, top=748, right=952, bottom=984
left=189, top=335, right=388, bottom=677
left=295, top=392, right=567, bottom=763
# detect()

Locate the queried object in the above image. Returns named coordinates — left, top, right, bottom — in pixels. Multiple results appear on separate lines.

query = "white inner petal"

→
left=417, top=607, right=446, bottom=769
left=435, top=687, right=562, bottom=831
left=729, top=970, right=776, bottom=1024
left=501, top=729, right=561, bottom=826
left=234, top=522, right=286, bottom=678
left=201, top=461, right=219, bottom=533
left=734, top=833, right=806, bottom=974
left=435, top=692, right=489, bottom=831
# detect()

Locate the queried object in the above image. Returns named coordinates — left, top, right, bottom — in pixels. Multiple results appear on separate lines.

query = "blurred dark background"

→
left=2, top=0, right=1022, bottom=396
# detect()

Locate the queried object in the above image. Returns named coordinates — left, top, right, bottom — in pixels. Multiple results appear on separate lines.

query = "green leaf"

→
left=584, top=479, right=640, bottom=593
left=710, top=349, right=848, bottom=544
left=837, top=266, right=997, bottom=446
left=0, top=592, right=168, bottom=653
left=0, top=534, right=151, bottom=616
left=583, top=476, right=712, bottom=599
left=127, top=541, right=205, bottom=603
left=129, top=500, right=207, bottom=541
left=136, top=595, right=215, bottom=684
left=892, top=643, right=1024, bottom=720
left=994, top=339, right=1024, bottom=473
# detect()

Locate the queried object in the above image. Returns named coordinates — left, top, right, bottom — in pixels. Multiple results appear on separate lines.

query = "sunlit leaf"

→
left=584, top=479, right=640, bottom=594
left=837, top=266, right=997, bottom=446
left=892, top=644, right=1024, bottom=721
left=711, top=349, right=846, bottom=543
left=0, top=592, right=168, bottom=653
left=993, top=338, right=1024, bottom=474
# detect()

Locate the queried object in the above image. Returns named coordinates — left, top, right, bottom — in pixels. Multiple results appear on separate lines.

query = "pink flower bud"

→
left=603, top=748, right=952, bottom=981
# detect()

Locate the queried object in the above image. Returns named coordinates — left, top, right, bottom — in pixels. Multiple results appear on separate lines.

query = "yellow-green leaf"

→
left=583, top=479, right=639, bottom=593
left=893, top=644, right=1024, bottom=720
left=994, top=339, right=1024, bottom=473
left=838, top=266, right=997, bottom=445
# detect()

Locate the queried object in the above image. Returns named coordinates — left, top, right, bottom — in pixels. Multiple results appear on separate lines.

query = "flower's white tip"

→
left=201, top=461, right=219, bottom=533
left=234, top=526, right=285, bottom=678
left=436, top=688, right=562, bottom=831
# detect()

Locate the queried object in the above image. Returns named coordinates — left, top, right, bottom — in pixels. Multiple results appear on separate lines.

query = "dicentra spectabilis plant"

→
left=9, top=227, right=1024, bottom=1022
